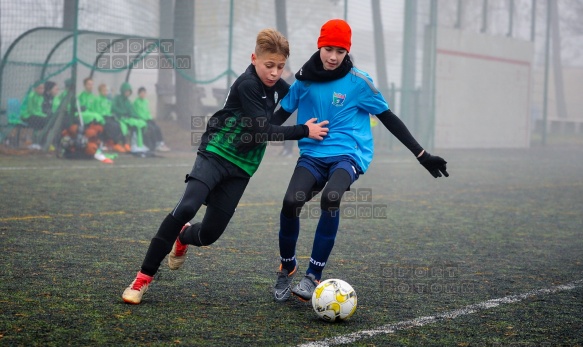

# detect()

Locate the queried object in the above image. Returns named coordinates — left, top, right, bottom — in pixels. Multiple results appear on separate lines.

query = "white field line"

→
left=296, top=279, right=583, bottom=347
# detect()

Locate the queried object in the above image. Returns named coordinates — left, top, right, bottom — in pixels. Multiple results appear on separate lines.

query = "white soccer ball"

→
left=311, top=279, right=357, bottom=322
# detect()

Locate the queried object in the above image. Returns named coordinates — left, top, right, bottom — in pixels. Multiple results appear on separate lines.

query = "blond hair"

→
left=255, top=28, right=290, bottom=58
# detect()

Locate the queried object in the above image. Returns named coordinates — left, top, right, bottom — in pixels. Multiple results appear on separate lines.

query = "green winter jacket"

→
left=76, top=90, right=104, bottom=124
left=94, top=95, right=112, bottom=116
left=20, top=90, right=47, bottom=119
left=111, top=82, right=137, bottom=119
left=53, top=90, right=68, bottom=114
left=112, top=83, right=146, bottom=137
left=133, top=97, right=153, bottom=121
left=78, top=91, right=97, bottom=112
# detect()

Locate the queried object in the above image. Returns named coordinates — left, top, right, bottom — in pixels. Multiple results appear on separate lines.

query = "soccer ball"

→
left=312, top=279, right=357, bottom=322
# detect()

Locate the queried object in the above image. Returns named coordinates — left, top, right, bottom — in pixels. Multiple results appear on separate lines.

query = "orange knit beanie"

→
left=317, top=19, right=352, bottom=52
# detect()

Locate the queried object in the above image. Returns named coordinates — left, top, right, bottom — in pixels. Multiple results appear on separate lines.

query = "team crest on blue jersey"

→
left=332, top=92, right=346, bottom=107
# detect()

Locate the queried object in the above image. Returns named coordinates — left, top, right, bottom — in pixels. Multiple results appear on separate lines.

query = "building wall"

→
left=434, top=27, right=534, bottom=148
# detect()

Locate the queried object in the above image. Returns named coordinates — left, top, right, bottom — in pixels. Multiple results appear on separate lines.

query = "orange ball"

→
left=91, top=124, right=104, bottom=134
left=68, top=124, right=78, bottom=137
left=84, top=142, right=99, bottom=155
left=84, top=128, right=97, bottom=139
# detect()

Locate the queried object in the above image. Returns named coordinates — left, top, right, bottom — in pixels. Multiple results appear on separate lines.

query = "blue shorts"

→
left=296, top=155, right=361, bottom=190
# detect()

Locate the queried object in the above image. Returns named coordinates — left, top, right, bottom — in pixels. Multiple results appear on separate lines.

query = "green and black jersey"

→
left=199, top=64, right=308, bottom=176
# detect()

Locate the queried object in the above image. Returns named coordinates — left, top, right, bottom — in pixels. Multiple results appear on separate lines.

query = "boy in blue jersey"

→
left=122, top=28, right=329, bottom=305
left=272, top=19, right=449, bottom=302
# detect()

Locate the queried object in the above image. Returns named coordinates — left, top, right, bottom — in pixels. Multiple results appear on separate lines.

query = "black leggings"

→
left=103, top=117, right=123, bottom=144
left=146, top=120, right=163, bottom=142
left=140, top=173, right=249, bottom=276
left=281, top=166, right=352, bottom=218
left=26, top=115, right=50, bottom=130
left=173, top=176, right=247, bottom=246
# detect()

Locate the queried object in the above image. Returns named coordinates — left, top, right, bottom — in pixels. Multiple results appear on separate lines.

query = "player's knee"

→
left=184, top=210, right=231, bottom=247
left=172, top=205, right=196, bottom=224
left=321, top=190, right=342, bottom=212
left=198, top=231, right=220, bottom=246
left=282, top=194, right=305, bottom=218
left=197, top=223, right=228, bottom=246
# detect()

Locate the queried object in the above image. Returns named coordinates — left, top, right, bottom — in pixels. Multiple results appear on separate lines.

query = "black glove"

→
left=417, top=151, right=449, bottom=178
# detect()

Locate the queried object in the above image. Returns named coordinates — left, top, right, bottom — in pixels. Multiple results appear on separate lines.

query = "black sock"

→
left=279, top=212, right=299, bottom=272
left=140, top=214, right=185, bottom=276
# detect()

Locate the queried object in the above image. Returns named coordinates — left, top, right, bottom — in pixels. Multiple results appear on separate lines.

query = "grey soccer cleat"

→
left=273, top=264, right=298, bottom=302
left=291, top=273, right=320, bottom=302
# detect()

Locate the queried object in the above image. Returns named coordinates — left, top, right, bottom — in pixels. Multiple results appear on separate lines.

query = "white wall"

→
left=434, top=27, right=534, bottom=148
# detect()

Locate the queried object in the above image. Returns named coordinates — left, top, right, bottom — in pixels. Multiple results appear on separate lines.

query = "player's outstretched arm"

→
left=376, top=109, right=449, bottom=178
left=235, top=116, right=328, bottom=153
left=247, top=115, right=326, bottom=141
left=269, top=108, right=328, bottom=140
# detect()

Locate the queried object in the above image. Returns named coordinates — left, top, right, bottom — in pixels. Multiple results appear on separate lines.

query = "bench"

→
left=0, top=98, right=29, bottom=148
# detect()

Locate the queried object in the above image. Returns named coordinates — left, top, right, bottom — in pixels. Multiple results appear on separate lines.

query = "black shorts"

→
left=186, top=150, right=251, bottom=215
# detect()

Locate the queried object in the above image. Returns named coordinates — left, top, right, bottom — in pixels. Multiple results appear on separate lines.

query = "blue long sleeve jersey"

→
left=280, top=67, right=388, bottom=173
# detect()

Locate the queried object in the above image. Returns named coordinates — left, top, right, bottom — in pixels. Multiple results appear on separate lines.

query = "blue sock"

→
left=307, top=209, right=340, bottom=280
left=279, top=212, right=299, bottom=272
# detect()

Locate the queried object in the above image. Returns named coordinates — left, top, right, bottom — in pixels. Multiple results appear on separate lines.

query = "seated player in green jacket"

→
left=111, top=82, right=149, bottom=153
left=133, top=86, right=170, bottom=152
left=77, top=77, right=105, bottom=126
left=95, top=83, right=126, bottom=153
left=20, top=81, right=49, bottom=149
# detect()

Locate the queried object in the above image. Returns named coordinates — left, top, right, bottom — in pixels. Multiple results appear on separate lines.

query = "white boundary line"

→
left=296, top=279, right=583, bottom=347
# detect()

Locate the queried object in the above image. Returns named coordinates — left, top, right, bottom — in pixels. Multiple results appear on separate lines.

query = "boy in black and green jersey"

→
left=122, top=28, right=329, bottom=304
